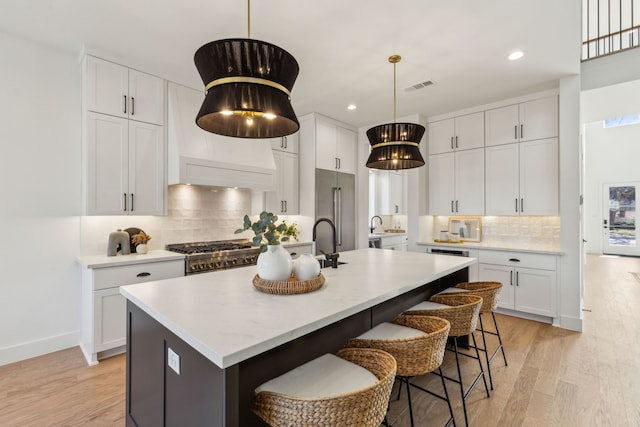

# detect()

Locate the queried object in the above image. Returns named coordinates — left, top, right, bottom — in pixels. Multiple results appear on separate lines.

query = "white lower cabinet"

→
left=380, top=234, right=408, bottom=251
left=284, top=242, right=312, bottom=259
left=81, top=258, right=184, bottom=365
left=478, top=250, right=557, bottom=319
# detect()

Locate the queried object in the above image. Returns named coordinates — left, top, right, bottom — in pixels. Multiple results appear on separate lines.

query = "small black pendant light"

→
left=366, top=55, right=425, bottom=170
left=194, top=0, right=299, bottom=139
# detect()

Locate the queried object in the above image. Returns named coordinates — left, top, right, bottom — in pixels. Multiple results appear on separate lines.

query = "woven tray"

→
left=252, top=273, right=325, bottom=295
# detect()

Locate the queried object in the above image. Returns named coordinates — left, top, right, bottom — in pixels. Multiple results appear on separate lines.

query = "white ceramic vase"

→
left=136, top=243, right=148, bottom=254
left=293, top=253, right=321, bottom=281
left=257, top=244, right=292, bottom=281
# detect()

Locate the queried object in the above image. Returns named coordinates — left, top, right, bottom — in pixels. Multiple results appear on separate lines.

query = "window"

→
left=603, top=114, right=640, bottom=128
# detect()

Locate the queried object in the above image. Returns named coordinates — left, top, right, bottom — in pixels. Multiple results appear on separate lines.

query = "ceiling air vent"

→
left=405, top=80, right=434, bottom=92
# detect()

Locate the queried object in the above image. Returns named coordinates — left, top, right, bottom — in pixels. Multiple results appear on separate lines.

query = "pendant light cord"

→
left=247, top=0, right=251, bottom=38
left=393, top=61, right=397, bottom=122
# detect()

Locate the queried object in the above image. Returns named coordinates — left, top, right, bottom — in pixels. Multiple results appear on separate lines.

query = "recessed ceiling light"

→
left=347, top=104, right=357, bottom=111
left=508, top=51, right=524, bottom=61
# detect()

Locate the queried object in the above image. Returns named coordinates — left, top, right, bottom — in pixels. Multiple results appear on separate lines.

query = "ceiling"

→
left=0, top=0, right=581, bottom=128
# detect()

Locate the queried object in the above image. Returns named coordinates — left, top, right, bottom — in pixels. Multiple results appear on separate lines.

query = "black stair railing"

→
left=583, top=0, right=640, bottom=60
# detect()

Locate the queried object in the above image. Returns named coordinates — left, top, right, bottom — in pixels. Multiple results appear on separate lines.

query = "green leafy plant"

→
left=235, top=211, right=289, bottom=252
left=281, top=221, right=298, bottom=240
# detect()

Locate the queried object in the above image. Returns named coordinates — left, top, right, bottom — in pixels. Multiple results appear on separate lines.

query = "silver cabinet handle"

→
left=520, top=124, right=523, bottom=139
left=131, top=193, right=134, bottom=211
left=283, top=136, right=287, bottom=149
left=123, top=95, right=127, bottom=114
left=131, top=97, right=135, bottom=115
left=451, top=200, right=455, bottom=213
left=123, top=193, right=127, bottom=211
left=284, top=200, right=287, bottom=213
left=450, top=136, right=454, bottom=149
left=335, top=157, right=339, bottom=169
left=456, top=200, right=459, bottom=213
left=510, top=271, right=513, bottom=286
left=455, top=135, right=458, bottom=148
left=280, top=200, right=284, bottom=213
left=520, top=198, right=524, bottom=213
left=515, top=198, right=518, bottom=213
left=338, top=158, right=341, bottom=169
left=514, top=125, right=517, bottom=140
left=516, top=271, right=519, bottom=286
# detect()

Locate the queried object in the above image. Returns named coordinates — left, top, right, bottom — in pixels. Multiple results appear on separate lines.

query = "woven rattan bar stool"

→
left=345, top=315, right=454, bottom=427
left=405, top=294, right=488, bottom=427
left=252, top=347, right=396, bottom=427
left=453, top=281, right=507, bottom=390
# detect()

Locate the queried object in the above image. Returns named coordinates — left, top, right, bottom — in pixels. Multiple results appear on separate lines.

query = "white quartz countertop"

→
left=120, top=248, right=475, bottom=369
left=416, top=240, right=563, bottom=255
left=77, top=250, right=185, bottom=269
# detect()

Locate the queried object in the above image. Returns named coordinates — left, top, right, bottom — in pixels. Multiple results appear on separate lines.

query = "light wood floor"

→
left=1, top=254, right=639, bottom=426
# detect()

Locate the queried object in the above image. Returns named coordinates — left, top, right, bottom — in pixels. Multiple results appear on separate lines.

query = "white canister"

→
left=450, top=233, right=460, bottom=242
left=257, top=244, right=293, bottom=281
left=293, top=253, right=321, bottom=281
left=439, top=231, right=449, bottom=241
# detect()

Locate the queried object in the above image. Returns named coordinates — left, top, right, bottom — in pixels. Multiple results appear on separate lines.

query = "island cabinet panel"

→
left=127, top=303, right=164, bottom=427
left=125, top=266, right=468, bottom=427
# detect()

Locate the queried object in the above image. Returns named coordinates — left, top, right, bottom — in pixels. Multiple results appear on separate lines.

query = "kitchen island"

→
left=120, top=248, right=475, bottom=427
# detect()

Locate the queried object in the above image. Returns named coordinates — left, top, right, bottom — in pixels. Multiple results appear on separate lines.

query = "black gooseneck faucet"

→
left=312, top=218, right=339, bottom=267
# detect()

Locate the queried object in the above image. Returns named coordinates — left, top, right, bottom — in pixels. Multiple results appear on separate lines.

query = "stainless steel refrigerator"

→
left=315, top=169, right=356, bottom=255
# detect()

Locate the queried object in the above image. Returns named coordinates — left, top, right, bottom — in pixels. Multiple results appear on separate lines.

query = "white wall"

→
left=583, top=121, right=640, bottom=253
left=0, top=32, right=83, bottom=365
left=581, top=78, right=640, bottom=254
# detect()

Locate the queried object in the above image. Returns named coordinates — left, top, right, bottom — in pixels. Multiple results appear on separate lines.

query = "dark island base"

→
left=126, top=267, right=468, bottom=427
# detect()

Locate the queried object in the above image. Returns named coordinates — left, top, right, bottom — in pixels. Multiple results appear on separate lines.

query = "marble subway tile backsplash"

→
left=431, top=215, right=560, bottom=246
left=81, top=185, right=256, bottom=255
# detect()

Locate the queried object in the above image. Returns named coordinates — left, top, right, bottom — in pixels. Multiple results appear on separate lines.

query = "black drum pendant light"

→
left=366, top=55, right=425, bottom=170
left=194, top=0, right=299, bottom=138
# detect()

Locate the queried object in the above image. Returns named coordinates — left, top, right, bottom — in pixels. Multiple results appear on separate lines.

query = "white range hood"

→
left=167, top=82, right=277, bottom=190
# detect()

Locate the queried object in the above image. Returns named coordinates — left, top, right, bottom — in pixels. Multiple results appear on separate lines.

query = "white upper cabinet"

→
left=315, top=119, right=356, bottom=174
left=428, top=112, right=484, bottom=155
left=85, top=112, right=165, bottom=215
left=375, top=170, right=405, bottom=215
left=265, top=150, right=299, bottom=215
left=86, top=56, right=165, bottom=126
left=428, top=148, right=484, bottom=215
left=485, top=138, right=558, bottom=215
left=270, top=133, right=299, bottom=154
left=485, top=96, right=558, bottom=147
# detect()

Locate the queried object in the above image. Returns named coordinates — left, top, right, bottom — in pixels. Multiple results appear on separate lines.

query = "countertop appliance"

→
left=315, top=169, right=355, bottom=255
left=166, top=239, right=260, bottom=275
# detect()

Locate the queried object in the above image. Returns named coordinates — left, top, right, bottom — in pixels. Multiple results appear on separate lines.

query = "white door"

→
left=478, top=263, right=514, bottom=310
left=455, top=148, right=484, bottom=215
left=603, top=183, right=640, bottom=256
left=128, top=121, right=165, bottom=215
left=485, top=143, right=519, bottom=215
left=428, top=118, right=455, bottom=154
left=428, top=153, right=455, bottom=215
left=336, top=126, right=356, bottom=174
left=519, top=138, right=559, bottom=215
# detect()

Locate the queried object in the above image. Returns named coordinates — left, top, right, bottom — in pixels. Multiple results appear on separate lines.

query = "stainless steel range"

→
left=166, top=240, right=260, bottom=275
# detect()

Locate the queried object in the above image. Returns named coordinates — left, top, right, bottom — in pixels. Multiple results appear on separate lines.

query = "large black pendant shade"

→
left=365, top=122, right=426, bottom=170
left=194, top=38, right=300, bottom=138
left=366, top=55, right=425, bottom=170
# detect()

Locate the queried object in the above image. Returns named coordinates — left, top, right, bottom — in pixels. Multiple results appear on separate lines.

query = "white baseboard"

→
left=559, top=315, right=583, bottom=332
left=0, top=330, right=80, bottom=366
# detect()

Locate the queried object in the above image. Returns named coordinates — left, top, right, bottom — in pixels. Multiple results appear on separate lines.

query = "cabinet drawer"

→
left=381, top=235, right=407, bottom=246
left=478, top=250, right=556, bottom=270
left=93, top=259, right=184, bottom=290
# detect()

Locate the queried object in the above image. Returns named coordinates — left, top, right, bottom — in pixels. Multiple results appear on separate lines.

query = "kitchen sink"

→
left=317, top=259, right=347, bottom=268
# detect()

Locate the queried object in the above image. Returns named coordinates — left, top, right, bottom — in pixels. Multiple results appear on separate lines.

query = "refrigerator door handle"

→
left=337, top=187, right=343, bottom=246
